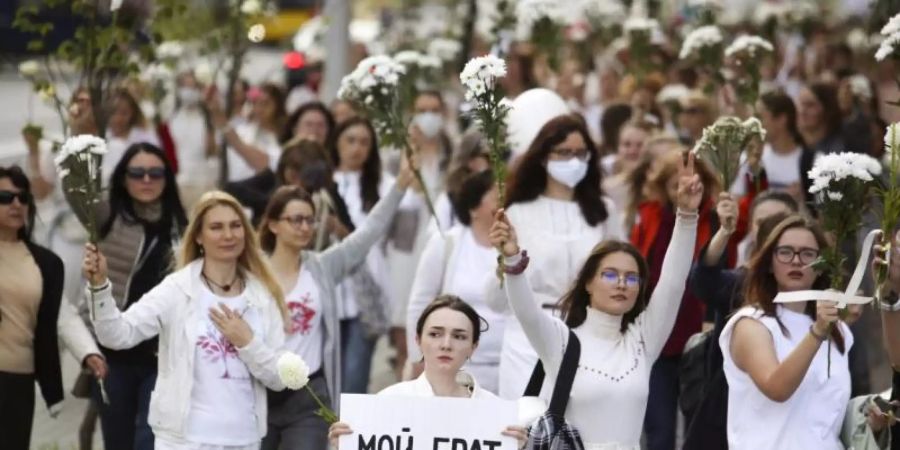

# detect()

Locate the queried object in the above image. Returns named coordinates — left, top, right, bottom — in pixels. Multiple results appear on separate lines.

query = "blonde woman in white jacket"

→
left=82, top=191, right=289, bottom=450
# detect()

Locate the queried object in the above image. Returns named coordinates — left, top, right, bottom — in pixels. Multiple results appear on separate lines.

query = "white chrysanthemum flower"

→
left=419, top=55, right=442, bottom=69
left=876, top=32, right=900, bottom=61
left=19, top=60, right=40, bottom=78
left=624, top=17, right=659, bottom=33
left=848, top=75, right=873, bottom=101
left=724, top=35, right=774, bottom=59
left=428, top=38, right=462, bottom=62
left=808, top=152, right=882, bottom=195
left=394, top=50, right=424, bottom=66
left=156, top=41, right=184, bottom=60
left=581, top=0, right=626, bottom=27
left=827, top=191, right=844, bottom=201
left=846, top=28, right=870, bottom=53
left=141, top=63, right=174, bottom=83
left=193, top=61, right=214, bottom=86
left=56, top=135, right=107, bottom=168
left=656, top=84, right=690, bottom=104
left=679, top=25, right=723, bottom=60
left=882, top=13, right=900, bottom=36
left=276, top=353, right=310, bottom=390
left=240, top=0, right=262, bottom=15
left=885, top=122, right=900, bottom=156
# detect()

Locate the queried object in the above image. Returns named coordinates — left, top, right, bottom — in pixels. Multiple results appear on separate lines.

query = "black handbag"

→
left=522, top=330, right=585, bottom=450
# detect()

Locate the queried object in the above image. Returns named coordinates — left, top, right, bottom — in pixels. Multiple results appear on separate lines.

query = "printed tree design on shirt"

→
left=197, top=325, right=245, bottom=379
left=288, top=292, right=316, bottom=335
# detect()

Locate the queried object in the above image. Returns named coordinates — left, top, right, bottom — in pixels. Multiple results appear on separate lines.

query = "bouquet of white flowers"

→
left=515, top=0, right=568, bottom=70
left=808, top=152, right=882, bottom=289
left=337, top=55, right=439, bottom=224
left=461, top=55, right=511, bottom=283
left=624, top=16, right=661, bottom=78
left=876, top=123, right=900, bottom=304
left=56, top=134, right=108, bottom=318
left=679, top=26, right=725, bottom=92
left=691, top=116, right=765, bottom=190
left=724, top=35, right=773, bottom=111
left=807, top=151, right=881, bottom=373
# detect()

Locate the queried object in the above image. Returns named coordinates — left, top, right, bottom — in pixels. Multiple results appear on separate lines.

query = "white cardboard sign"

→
left=338, top=394, right=518, bottom=450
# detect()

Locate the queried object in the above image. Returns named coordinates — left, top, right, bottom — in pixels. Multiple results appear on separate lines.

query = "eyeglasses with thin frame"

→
left=774, top=246, right=820, bottom=265
left=279, top=214, right=316, bottom=228
left=125, top=167, right=166, bottom=181
left=0, top=190, right=31, bottom=205
left=549, top=147, right=590, bottom=162
left=598, top=269, right=641, bottom=288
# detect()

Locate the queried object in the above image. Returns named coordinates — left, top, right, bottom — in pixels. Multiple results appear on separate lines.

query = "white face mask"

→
left=546, top=158, right=588, bottom=188
left=178, top=87, right=202, bottom=106
left=413, top=112, right=444, bottom=138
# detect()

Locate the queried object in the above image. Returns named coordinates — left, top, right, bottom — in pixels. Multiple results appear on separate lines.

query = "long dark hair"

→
left=805, top=82, right=844, bottom=139
left=505, top=114, right=609, bottom=226
left=0, top=165, right=36, bottom=242
left=257, top=185, right=315, bottom=253
left=415, top=295, right=485, bottom=344
left=743, top=214, right=844, bottom=352
left=760, top=90, right=806, bottom=148
left=281, top=101, right=336, bottom=144
left=101, top=143, right=187, bottom=239
left=328, top=117, right=382, bottom=212
left=558, top=240, right=649, bottom=332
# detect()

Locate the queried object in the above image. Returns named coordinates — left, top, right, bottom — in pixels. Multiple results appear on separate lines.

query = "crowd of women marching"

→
left=5, top=3, right=900, bottom=450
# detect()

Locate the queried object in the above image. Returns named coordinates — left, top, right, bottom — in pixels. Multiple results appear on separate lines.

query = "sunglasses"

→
left=0, top=190, right=31, bottom=205
left=126, top=167, right=166, bottom=181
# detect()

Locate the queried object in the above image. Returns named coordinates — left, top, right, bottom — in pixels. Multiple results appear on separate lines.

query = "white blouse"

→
left=226, top=122, right=281, bottom=182
left=720, top=305, right=853, bottom=450
left=502, top=214, right=696, bottom=447
left=333, top=170, right=395, bottom=320
left=406, top=226, right=506, bottom=393
left=487, top=195, right=624, bottom=399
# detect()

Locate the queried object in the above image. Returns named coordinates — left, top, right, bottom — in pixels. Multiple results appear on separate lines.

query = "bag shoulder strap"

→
left=522, top=330, right=581, bottom=417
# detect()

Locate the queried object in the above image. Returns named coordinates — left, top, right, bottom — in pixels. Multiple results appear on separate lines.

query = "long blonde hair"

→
left=180, top=191, right=288, bottom=326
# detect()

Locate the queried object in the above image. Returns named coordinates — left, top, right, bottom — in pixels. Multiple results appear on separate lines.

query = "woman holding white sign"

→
left=328, top=296, right=528, bottom=449
left=720, top=214, right=852, bottom=449
left=488, top=153, right=702, bottom=449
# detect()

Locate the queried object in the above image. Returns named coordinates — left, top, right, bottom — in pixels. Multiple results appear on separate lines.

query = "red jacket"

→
left=630, top=192, right=753, bottom=356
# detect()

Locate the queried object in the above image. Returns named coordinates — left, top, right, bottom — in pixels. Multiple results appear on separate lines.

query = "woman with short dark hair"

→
left=406, top=170, right=505, bottom=393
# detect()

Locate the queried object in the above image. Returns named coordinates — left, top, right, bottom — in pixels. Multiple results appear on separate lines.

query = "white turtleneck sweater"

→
left=503, top=214, right=697, bottom=448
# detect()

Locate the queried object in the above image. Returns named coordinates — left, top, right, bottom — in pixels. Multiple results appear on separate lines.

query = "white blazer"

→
left=89, top=259, right=287, bottom=443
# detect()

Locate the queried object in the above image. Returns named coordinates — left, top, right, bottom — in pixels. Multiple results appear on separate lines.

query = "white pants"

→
left=155, top=438, right=259, bottom=450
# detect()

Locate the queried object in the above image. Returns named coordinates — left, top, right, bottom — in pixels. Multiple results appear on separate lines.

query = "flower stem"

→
left=305, top=384, right=338, bottom=424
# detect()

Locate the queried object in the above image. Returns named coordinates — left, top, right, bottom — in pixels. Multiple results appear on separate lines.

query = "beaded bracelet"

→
left=809, top=324, right=827, bottom=342
left=503, top=250, right=530, bottom=275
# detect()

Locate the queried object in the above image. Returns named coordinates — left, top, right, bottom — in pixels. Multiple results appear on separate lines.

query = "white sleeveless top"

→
left=719, top=305, right=853, bottom=450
